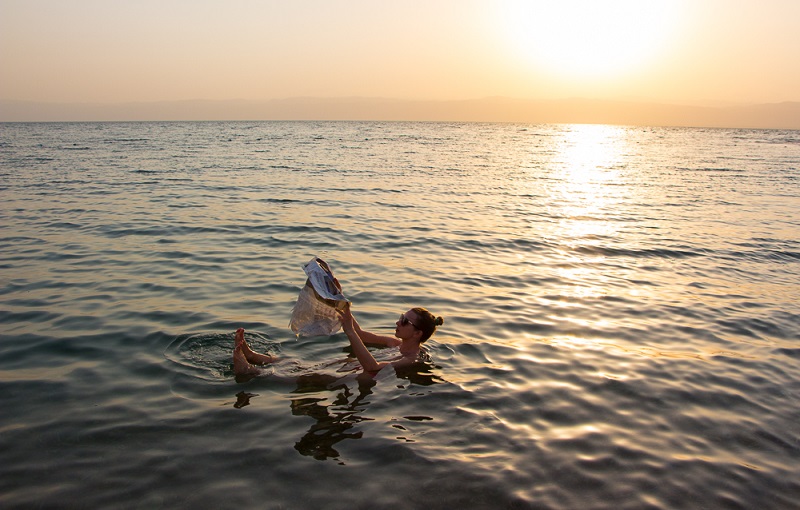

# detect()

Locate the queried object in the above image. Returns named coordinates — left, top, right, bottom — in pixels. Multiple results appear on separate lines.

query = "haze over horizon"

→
left=2, top=0, right=799, bottom=126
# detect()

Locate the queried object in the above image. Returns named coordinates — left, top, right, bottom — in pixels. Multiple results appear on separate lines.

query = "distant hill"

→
left=1, top=96, right=799, bottom=129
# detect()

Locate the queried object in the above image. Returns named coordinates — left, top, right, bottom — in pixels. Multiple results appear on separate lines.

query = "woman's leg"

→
left=233, top=344, right=262, bottom=376
left=235, top=328, right=276, bottom=364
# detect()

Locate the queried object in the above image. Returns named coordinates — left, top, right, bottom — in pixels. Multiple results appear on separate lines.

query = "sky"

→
left=1, top=0, right=799, bottom=109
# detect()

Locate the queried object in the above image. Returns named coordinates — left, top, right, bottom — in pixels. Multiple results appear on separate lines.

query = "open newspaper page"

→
left=289, top=257, right=348, bottom=337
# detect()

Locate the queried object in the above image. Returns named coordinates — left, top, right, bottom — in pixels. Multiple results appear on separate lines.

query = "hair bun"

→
left=434, top=316, right=444, bottom=327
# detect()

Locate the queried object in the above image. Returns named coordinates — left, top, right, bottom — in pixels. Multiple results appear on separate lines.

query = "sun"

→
left=499, top=0, right=681, bottom=79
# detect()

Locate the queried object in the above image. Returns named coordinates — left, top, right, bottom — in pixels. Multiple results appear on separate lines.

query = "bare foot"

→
left=233, top=328, right=277, bottom=367
left=236, top=328, right=258, bottom=358
left=235, top=327, right=246, bottom=350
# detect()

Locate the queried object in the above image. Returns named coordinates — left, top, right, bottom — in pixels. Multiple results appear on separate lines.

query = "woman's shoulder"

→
left=368, top=335, right=401, bottom=347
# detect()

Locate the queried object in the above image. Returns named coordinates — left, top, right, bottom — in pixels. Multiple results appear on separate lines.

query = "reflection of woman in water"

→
left=232, top=304, right=444, bottom=377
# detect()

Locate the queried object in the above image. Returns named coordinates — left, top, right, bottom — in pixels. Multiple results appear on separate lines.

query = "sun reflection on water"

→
left=551, top=124, right=629, bottom=232
left=546, top=126, right=634, bottom=304
left=534, top=126, right=639, bottom=347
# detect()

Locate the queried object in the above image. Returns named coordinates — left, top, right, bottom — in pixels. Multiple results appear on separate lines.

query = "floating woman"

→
left=232, top=303, right=444, bottom=377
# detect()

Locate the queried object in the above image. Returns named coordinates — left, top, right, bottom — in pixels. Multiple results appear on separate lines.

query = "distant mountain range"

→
left=2, top=96, right=799, bottom=129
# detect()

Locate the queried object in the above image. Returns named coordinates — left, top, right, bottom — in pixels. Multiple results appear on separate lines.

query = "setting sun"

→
left=500, top=0, right=683, bottom=78
left=1, top=0, right=798, bottom=126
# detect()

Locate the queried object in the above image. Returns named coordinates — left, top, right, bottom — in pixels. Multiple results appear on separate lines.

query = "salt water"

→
left=1, top=122, right=798, bottom=509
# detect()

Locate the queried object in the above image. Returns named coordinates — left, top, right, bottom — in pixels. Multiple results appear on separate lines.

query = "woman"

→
left=338, top=303, right=443, bottom=373
left=232, top=305, right=444, bottom=376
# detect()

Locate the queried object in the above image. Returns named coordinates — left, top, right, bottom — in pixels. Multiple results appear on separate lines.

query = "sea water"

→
left=0, top=121, right=798, bottom=509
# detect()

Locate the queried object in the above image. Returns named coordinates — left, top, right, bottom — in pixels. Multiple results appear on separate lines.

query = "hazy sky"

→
left=2, top=0, right=799, bottom=106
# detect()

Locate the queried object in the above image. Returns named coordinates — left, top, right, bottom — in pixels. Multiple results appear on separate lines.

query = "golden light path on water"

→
left=437, top=126, right=651, bottom=460
left=534, top=126, right=636, bottom=361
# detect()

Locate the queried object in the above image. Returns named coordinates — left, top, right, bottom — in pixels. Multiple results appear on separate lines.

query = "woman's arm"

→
left=330, top=275, right=398, bottom=347
left=350, top=315, right=400, bottom=347
left=339, top=305, right=390, bottom=372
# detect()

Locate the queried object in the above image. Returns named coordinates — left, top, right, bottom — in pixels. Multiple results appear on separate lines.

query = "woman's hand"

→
left=337, top=302, right=386, bottom=373
left=338, top=302, right=355, bottom=331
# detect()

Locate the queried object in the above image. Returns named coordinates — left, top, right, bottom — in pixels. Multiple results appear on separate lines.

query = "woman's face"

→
left=395, top=309, right=421, bottom=338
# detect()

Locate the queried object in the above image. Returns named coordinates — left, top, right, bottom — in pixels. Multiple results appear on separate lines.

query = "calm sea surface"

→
left=1, top=121, right=799, bottom=509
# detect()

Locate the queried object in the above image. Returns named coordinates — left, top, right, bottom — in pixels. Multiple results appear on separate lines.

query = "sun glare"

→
left=500, top=0, right=681, bottom=78
left=551, top=125, right=629, bottom=248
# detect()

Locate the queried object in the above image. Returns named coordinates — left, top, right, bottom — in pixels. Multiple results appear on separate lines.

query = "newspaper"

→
left=288, top=257, right=348, bottom=337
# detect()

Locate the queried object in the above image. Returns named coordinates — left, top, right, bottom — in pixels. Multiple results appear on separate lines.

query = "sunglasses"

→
left=399, top=314, right=419, bottom=329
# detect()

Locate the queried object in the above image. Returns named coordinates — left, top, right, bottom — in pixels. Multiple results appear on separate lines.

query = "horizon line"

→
left=2, top=96, right=799, bottom=130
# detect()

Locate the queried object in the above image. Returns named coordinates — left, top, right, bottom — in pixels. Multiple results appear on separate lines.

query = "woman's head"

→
left=403, top=307, right=444, bottom=343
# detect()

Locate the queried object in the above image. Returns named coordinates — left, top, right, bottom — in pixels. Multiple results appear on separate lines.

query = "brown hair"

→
left=411, top=307, right=444, bottom=342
